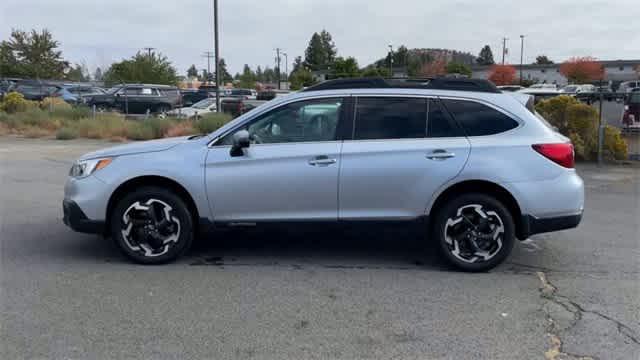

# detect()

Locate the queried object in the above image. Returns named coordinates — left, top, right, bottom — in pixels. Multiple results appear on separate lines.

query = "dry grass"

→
left=0, top=122, right=9, bottom=136
left=166, top=121, right=197, bottom=137
left=22, top=126, right=51, bottom=138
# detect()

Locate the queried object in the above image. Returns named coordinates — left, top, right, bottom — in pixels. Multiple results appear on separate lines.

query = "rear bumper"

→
left=63, top=199, right=105, bottom=235
left=519, top=212, right=583, bottom=239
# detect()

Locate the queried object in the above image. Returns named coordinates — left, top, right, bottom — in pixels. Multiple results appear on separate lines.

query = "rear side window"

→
left=428, top=99, right=464, bottom=138
left=354, top=97, right=426, bottom=140
left=441, top=99, right=519, bottom=136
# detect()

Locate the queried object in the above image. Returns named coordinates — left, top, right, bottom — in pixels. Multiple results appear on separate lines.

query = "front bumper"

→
left=63, top=199, right=105, bottom=234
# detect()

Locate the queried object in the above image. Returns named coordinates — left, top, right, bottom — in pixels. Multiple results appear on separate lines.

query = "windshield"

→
left=192, top=98, right=216, bottom=109
left=562, top=86, right=578, bottom=92
left=629, top=93, right=640, bottom=104
left=106, top=87, right=121, bottom=94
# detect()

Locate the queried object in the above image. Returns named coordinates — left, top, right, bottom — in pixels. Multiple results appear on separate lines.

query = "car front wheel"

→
left=110, top=187, right=193, bottom=264
left=433, top=193, right=515, bottom=272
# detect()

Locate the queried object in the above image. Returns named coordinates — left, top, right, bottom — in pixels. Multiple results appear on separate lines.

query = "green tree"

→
left=93, top=67, right=103, bottom=81
left=304, top=32, right=325, bottom=70
left=290, top=68, right=314, bottom=90
left=291, top=56, right=304, bottom=75
left=255, top=65, right=264, bottom=83
left=187, top=64, right=199, bottom=78
left=477, top=45, right=495, bottom=65
left=218, top=58, right=233, bottom=83
left=445, top=62, right=472, bottom=76
left=103, top=51, right=178, bottom=86
left=333, top=57, right=360, bottom=78
left=66, top=63, right=89, bottom=81
left=237, top=64, right=256, bottom=89
left=320, top=30, right=337, bottom=64
left=535, top=55, right=554, bottom=65
left=361, top=66, right=391, bottom=78
left=0, top=29, right=69, bottom=78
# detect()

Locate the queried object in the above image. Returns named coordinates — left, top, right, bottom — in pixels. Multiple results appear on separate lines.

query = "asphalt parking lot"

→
left=0, top=137, right=638, bottom=360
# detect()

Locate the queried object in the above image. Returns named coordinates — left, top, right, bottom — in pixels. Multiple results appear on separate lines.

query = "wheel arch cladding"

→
left=106, top=176, right=199, bottom=234
left=429, top=180, right=527, bottom=240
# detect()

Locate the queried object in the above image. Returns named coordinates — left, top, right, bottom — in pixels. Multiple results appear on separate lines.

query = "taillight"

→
left=532, top=143, right=575, bottom=168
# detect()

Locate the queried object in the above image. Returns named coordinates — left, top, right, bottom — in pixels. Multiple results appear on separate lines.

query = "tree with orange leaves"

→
left=560, top=57, right=604, bottom=83
left=488, top=64, right=516, bottom=85
left=419, top=59, right=446, bottom=77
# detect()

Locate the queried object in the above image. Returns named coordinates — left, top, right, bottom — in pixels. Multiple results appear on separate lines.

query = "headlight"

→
left=69, top=158, right=113, bottom=178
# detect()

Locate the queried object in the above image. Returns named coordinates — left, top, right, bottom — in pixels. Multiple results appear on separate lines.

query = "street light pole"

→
left=213, top=0, right=221, bottom=112
left=519, top=35, right=525, bottom=85
left=502, top=37, right=508, bottom=65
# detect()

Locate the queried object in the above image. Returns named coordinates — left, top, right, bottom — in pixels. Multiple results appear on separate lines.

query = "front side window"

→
left=354, top=97, right=427, bottom=140
left=220, top=98, right=343, bottom=145
left=441, top=99, right=519, bottom=136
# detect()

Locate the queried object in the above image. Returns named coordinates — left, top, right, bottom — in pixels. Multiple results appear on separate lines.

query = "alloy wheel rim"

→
left=121, top=199, right=181, bottom=258
left=444, top=204, right=504, bottom=264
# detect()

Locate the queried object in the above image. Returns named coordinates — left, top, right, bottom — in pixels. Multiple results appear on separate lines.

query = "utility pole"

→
left=203, top=51, right=214, bottom=82
left=213, top=0, right=221, bottom=112
left=388, top=45, right=393, bottom=77
left=519, top=35, right=525, bottom=85
left=282, top=52, right=288, bottom=84
left=143, top=47, right=155, bottom=57
left=275, top=48, right=282, bottom=89
left=597, top=77, right=604, bottom=166
left=502, top=37, right=508, bottom=65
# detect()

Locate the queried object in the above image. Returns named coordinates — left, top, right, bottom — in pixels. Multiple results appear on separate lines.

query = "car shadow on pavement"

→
left=187, top=225, right=451, bottom=271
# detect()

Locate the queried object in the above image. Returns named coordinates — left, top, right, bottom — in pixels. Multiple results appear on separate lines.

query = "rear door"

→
left=338, top=96, right=471, bottom=220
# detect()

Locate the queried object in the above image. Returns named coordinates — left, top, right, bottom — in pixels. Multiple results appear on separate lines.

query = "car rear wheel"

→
left=110, top=187, right=193, bottom=264
left=432, top=193, right=515, bottom=272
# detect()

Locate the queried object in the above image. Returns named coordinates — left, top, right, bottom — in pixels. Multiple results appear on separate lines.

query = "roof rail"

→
left=302, top=77, right=500, bottom=93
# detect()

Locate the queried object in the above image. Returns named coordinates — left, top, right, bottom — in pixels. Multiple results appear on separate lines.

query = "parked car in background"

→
left=619, top=81, right=640, bottom=94
left=518, top=88, right=561, bottom=104
left=12, top=80, right=58, bottom=101
left=257, top=89, right=292, bottom=100
left=52, top=84, right=106, bottom=105
left=225, top=88, right=258, bottom=100
left=180, top=89, right=216, bottom=107
left=87, top=84, right=181, bottom=114
left=497, top=85, right=525, bottom=92
left=220, top=97, right=267, bottom=118
left=622, top=91, right=640, bottom=128
left=529, top=83, right=558, bottom=90
left=63, top=77, right=584, bottom=271
left=167, top=98, right=217, bottom=119
left=594, top=86, right=615, bottom=101
left=560, top=84, right=596, bottom=95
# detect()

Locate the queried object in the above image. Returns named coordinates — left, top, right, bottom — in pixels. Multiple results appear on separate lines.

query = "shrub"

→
left=0, top=92, right=38, bottom=113
left=196, top=112, right=232, bottom=134
left=51, top=105, right=91, bottom=121
left=143, top=118, right=174, bottom=138
left=56, top=127, right=78, bottom=140
left=40, top=97, right=72, bottom=112
left=536, top=96, right=628, bottom=161
left=603, top=126, right=628, bottom=160
left=126, top=121, right=156, bottom=140
left=75, top=114, right=128, bottom=139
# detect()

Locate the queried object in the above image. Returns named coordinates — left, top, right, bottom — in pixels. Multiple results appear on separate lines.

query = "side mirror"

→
left=230, top=130, right=250, bottom=157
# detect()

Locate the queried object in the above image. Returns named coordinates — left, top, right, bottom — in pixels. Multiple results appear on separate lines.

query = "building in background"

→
left=472, top=60, right=640, bottom=88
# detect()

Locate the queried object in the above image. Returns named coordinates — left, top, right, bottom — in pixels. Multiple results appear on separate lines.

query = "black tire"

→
left=110, top=187, right=193, bottom=264
left=432, top=193, right=515, bottom=272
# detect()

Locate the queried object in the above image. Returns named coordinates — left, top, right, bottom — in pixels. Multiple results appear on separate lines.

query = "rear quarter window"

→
left=441, top=99, right=519, bottom=136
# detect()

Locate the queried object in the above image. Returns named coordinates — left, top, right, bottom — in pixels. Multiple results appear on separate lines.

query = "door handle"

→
left=308, top=155, right=337, bottom=166
left=426, top=149, right=456, bottom=160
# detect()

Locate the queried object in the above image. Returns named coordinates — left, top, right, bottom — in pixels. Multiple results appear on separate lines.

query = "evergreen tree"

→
left=477, top=45, right=495, bottom=65
left=187, top=64, right=199, bottom=78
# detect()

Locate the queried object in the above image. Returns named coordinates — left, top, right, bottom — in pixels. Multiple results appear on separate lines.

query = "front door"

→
left=205, top=97, right=346, bottom=222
